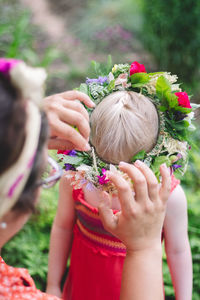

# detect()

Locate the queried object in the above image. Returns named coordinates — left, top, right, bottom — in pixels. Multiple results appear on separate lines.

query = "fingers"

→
left=60, top=98, right=89, bottom=121
left=59, top=90, right=95, bottom=108
left=159, top=164, right=171, bottom=203
left=48, top=138, right=75, bottom=150
left=57, top=106, right=90, bottom=140
left=119, top=162, right=148, bottom=203
left=133, top=160, right=159, bottom=201
left=51, top=120, right=90, bottom=151
left=106, top=171, right=134, bottom=214
left=98, top=192, right=117, bottom=233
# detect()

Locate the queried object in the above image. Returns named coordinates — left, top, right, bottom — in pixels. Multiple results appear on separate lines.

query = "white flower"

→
left=10, top=62, right=47, bottom=107
left=185, top=112, right=195, bottom=131
left=77, top=164, right=93, bottom=172
left=108, top=72, right=114, bottom=82
left=110, top=164, right=117, bottom=172
left=164, top=72, right=178, bottom=84
left=171, top=84, right=181, bottom=92
left=144, top=72, right=179, bottom=95
left=185, top=112, right=195, bottom=123
left=164, top=137, right=188, bottom=160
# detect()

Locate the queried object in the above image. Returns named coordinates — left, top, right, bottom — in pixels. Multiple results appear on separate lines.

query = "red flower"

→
left=175, top=92, right=191, bottom=109
left=130, top=61, right=146, bottom=76
left=57, top=150, right=70, bottom=155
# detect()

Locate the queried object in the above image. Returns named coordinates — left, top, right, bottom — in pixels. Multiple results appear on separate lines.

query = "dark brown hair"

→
left=0, top=73, right=49, bottom=214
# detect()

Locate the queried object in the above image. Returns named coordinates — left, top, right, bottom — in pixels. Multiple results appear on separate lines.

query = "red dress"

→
left=0, top=257, right=60, bottom=300
left=63, top=175, right=180, bottom=300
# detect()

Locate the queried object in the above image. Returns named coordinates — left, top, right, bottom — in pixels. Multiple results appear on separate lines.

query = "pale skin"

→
left=43, top=90, right=95, bottom=151
left=46, top=162, right=172, bottom=300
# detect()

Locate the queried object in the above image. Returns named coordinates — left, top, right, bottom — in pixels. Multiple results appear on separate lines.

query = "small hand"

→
left=98, top=161, right=171, bottom=252
left=44, top=91, right=95, bottom=151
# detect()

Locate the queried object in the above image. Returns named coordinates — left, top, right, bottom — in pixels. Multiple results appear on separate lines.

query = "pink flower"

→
left=175, top=92, right=191, bottom=109
left=97, top=169, right=109, bottom=185
left=0, top=58, right=21, bottom=75
left=115, top=73, right=130, bottom=88
left=130, top=61, right=146, bottom=76
left=57, top=150, right=70, bottom=155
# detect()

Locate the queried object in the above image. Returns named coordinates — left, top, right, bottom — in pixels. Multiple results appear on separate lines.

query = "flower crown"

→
left=57, top=60, right=199, bottom=193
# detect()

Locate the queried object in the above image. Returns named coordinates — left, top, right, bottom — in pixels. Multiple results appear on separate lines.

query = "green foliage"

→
left=89, top=55, right=113, bottom=77
left=2, top=184, right=59, bottom=291
left=143, top=0, right=200, bottom=91
left=0, top=0, right=62, bottom=69
left=131, top=150, right=146, bottom=162
left=131, top=72, right=150, bottom=87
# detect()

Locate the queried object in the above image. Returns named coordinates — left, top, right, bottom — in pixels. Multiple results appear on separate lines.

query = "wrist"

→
left=126, top=243, right=162, bottom=258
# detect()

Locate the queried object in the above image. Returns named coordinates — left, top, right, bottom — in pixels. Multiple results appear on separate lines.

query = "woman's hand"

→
left=98, top=161, right=171, bottom=252
left=44, top=91, right=95, bottom=151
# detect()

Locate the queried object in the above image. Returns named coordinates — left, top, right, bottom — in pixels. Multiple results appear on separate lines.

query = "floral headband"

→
left=0, top=58, right=47, bottom=218
left=57, top=60, right=199, bottom=194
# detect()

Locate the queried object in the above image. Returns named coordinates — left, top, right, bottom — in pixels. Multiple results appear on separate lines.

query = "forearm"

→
left=47, top=224, right=73, bottom=289
left=167, top=243, right=193, bottom=300
left=120, top=246, right=164, bottom=300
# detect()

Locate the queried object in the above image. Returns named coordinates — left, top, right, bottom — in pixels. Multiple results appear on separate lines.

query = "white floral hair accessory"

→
left=0, top=58, right=47, bottom=218
left=57, top=59, right=199, bottom=194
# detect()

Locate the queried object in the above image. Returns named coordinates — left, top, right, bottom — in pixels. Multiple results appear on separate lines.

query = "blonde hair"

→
left=90, top=91, right=159, bottom=164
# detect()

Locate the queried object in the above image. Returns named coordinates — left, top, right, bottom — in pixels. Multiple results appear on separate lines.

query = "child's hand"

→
left=98, top=161, right=171, bottom=252
left=46, top=285, right=62, bottom=298
left=44, top=90, right=95, bottom=151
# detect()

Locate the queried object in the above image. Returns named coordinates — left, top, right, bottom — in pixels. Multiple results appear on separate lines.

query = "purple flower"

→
left=86, top=76, right=108, bottom=85
left=97, top=168, right=109, bottom=185
left=65, top=164, right=75, bottom=171
left=68, top=150, right=77, bottom=156
left=172, top=164, right=182, bottom=171
left=0, top=58, right=21, bottom=76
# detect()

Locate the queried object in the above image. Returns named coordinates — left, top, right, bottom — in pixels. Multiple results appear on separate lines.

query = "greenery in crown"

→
left=57, top=57, right=199, bottom=191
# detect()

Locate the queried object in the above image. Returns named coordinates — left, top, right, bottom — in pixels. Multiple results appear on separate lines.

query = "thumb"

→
left=98, top=192, right=117, bottom=233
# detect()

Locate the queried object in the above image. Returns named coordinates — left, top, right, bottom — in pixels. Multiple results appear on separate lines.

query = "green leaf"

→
left=159, top=105, right=168, bottom=112
left=156, top=75, right=171, bottom=102
left=131, top=150, right=146, bottom=162
left=58, top=154, right=84, bottom=166
left=165, top=91, right=179, bottom=108
left=148, top=72, right=165, bottom=76
left=91, top=60, right=101, bottom=76
left=151, top=156, right=171, bottom=178
left=107, top=79, right=115, bottom=91
left=174, top=105, right=192, bottom=114
left=79, top=83, right=89, bottom=95
left=106, top=55, right=113, bottom=73
left=131, top=73, right=150, bottom=87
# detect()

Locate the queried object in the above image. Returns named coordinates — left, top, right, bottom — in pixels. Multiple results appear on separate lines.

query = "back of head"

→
left=0, top=63, right=48, bottom=216
left=90, top=91, right=159, bottom=164
left=0, top=73, right=26, bottom=174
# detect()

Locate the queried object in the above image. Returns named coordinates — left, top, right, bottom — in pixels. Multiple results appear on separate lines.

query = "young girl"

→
left=46, top=61, right=194, bottom=300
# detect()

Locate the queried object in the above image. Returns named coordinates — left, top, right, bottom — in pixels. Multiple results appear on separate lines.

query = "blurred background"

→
left=1, top=0, right=200, bottom=298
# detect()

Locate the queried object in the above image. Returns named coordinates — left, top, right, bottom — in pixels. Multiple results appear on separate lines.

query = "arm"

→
left=43, top=90, right=95, bottom=151
left=99, top=161, right=171, bottom=300
left=46, top=175, right=76, bottom=297
left=164, top=185, right=192, bottom=300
